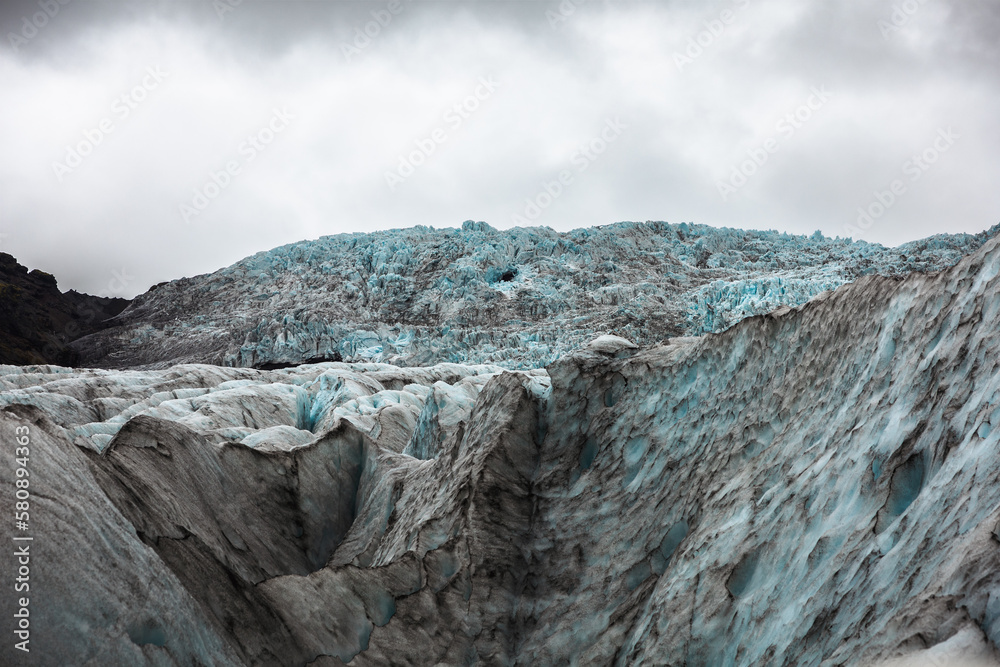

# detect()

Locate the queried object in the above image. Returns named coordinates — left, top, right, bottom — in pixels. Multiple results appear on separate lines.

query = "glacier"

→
left=70, top=220, right=999, bottom=370
left=3, top=230, right=1000, bottom=665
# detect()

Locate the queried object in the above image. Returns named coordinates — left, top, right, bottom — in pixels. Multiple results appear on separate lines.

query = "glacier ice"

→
left=4, top=233, right=1000, bottom=664
left=70, top=220, right=1000, bottom=371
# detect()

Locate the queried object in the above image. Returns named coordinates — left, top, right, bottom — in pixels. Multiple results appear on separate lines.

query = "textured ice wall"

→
left=0, top=360, right=535, bottom=665
left=71, top=220, right=998, bottom=370
left=522, top=236, right=1000, bottom=665
left=4, top=234, right=1000, bottom=665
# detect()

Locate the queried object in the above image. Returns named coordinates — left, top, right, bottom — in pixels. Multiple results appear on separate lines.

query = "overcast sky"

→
left=1, top=0, right=998, bottom=297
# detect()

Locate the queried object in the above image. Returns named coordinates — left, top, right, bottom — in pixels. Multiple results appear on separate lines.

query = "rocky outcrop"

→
left=0, top=253, right=129, bottom=365
left=3, top=233, right=1000, bottom=665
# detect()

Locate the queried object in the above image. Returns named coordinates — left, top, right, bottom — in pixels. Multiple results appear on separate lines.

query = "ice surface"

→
left=71, top=221, right=999, bottom=370
left=4, top=228, right=1000, bottom=665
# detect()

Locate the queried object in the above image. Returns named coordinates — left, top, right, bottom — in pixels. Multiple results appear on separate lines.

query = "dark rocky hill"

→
left=0, top=253, right=129, bottom=365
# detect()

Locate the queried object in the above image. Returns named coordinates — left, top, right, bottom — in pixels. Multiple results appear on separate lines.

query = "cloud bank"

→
left=1, top=0, right=997, bottom=296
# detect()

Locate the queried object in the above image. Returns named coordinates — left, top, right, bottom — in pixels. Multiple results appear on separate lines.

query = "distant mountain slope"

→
left=71, top=221, right=999, bottom=369
left=0, top=253, right=129, bottom=365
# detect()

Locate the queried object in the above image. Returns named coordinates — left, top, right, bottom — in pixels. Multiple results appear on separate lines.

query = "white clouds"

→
left=0, top=0, right=997, bottom=296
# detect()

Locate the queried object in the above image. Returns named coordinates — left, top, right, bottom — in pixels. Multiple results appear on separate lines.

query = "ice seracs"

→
left=70, top=220, right=1000, bottom=370
left=5, top=232, right=1000, bottom=664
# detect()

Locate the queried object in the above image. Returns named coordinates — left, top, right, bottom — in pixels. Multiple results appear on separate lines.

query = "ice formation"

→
left=3, top=232, right=1000, bottom=665
left=71, top=221, right=998, bottom=370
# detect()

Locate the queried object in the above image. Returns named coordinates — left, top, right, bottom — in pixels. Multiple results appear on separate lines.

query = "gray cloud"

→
left=1, top=0, right=997, bottom=297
